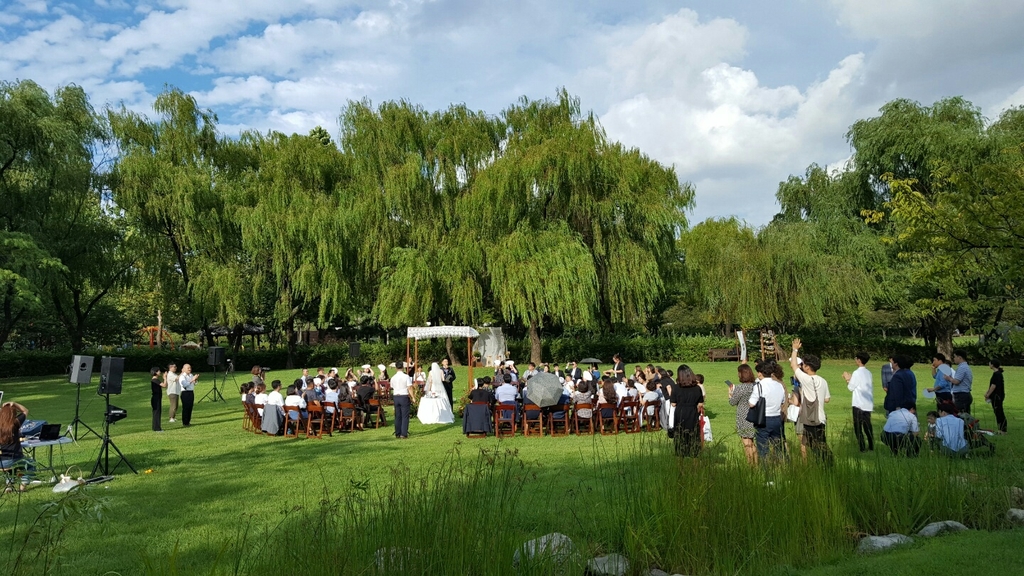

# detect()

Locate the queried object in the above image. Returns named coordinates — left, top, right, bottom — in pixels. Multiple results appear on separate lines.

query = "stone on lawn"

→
left=1007, top=509, right=1024, bottom=525
left=587, top=553, right=629, bottom=576
left=513, top=532, right=576, bottom=568
left=644, top=569, right=669, bottom=576
left=917, top=521, right=968, bottom=537
left=856, top=534, right=913, bottom=554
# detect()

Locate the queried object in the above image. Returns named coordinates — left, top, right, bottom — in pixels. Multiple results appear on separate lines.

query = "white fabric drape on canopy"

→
left=406, top=326, right=480, bottom=340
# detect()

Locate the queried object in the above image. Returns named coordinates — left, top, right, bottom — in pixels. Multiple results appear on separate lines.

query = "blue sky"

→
left=3, top=0, right=1023, bottom=224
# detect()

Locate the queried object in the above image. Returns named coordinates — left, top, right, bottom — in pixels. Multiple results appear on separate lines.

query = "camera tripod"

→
left=65, top=380, right=101, bottom=442
left=91, top=394, right=137, bottom=477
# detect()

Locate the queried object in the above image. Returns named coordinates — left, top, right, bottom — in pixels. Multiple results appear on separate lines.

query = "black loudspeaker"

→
left=70, top=355, right=95, bottom=384
left=207, top=346, right=225, bottom=367
left=99, top=356, right=124, bottom=395
left=349, top=341, right=361, bottom=359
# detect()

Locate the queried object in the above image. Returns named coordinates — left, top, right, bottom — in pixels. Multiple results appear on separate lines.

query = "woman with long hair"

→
left=751, top=360, right=788, bottom=463
left=0, top=401, right=34, bottom=489
left=728, top=363, right=758, bottom=465
left=672, top=365, right=704, bottom=457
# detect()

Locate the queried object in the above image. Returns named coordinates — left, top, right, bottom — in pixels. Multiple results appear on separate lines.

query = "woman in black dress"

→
left=150, top=366, right=164, bottom=432
left=985, top=360, right=1006, bottom=434
left=672, top=365, right=705, bottom=457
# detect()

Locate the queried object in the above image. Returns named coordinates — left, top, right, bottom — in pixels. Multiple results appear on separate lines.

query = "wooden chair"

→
left=321, top=401, right=337, bottom=434
left=495, top=403, right=517, bottom=438
left=305, top=404, right=326, bottom=439
left=250, top=403, right=264, bottom=434
left=464, top=401, right=491, bottom=438
left=618, top=399, right=641, bottom=433
left=242, top=403, right=254, bottom=431
left=336, top=402, right=358, bottom=432
left=548, top=404, right=571, bottom=436
left=377, top=380, right=392, bottom=405
left=643, top=400, right=662, bottom=432
left=573, top=403, right=595, bottom=435
left=283, top=406, right=305, bottom=438
left=521, top=404, right=544, bottom=436
left=367, top=399, right=387, bottom=428
left=597, top=403, right=618, bottom=435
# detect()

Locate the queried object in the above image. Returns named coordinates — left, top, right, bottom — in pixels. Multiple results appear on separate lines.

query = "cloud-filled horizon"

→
left=3, top=0, right=1023, bottom=225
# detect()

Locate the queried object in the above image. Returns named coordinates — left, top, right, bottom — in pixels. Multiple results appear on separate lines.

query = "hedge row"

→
left=2, top=334, right=987, bottom=379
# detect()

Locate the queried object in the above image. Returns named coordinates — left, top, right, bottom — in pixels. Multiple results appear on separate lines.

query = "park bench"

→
left=707, top=348, right=740, bottom=362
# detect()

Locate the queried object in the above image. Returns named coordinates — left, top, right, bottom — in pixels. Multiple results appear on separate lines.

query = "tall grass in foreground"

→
left=179, top=439, right=1024, bottom=576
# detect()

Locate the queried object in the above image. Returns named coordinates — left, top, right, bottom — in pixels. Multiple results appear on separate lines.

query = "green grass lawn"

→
left=0, top=359, right=1021, bottom=574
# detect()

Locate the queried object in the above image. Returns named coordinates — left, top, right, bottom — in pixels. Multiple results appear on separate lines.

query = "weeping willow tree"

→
left=201, top=129, right=353, bottom=367
left=681, top=214, right=880, bottom=332
left=467, top=90, right=692, bottom=362
left=108, top=88, right=235, bottom=338
left=340, top=99, right=504, bottom=361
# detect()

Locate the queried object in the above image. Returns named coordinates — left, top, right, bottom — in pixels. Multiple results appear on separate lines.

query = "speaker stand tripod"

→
left=200, top=366, right=226, bottom=402
left=65, top=381, right=101, bottom=442
left=91, top=394, right=137, bottom=477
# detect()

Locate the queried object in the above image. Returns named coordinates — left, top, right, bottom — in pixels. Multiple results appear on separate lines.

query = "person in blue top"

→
left=933, top=401, right=968, bottom=457
left=926, top=353, right=953, bottom=404
left=945, top=349, right=974, bottom=414
left=882, top=355, right=917, bottom=415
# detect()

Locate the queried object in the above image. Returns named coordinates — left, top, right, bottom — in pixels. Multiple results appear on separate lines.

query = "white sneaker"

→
left=169, top=418, right=176, bottom=422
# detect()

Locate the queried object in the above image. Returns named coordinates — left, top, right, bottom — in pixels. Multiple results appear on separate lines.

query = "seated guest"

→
left=572, top=381, right=593, bottom=419
left=0, top=401, right=36, bottom=489
left=469, top=380, right=494, bottom=403
left=356, top=375, right=376, bottom=426
left=881, top=402, right=921, bottom=456
left=284, top=384, right=307, bottom=421
left=924, top=410, right=939, bottom=442
left=253, top=384, right=268, bottom=416
left=934, top=402, right=968, bottom=457
left=324, top=380, right=340, bottom=417
left=523, top=362, right=540, bottom=381
left=598, top=380, right=617, bottom=418
left=613, top=377, right=628, bottom=403
left=641, top=381, right=660, bottom=417
left=265, top=380, right=284, bottom=406
left=301, top=379, right=321, bottom=406
left=495, top=374, right=518, bottom=405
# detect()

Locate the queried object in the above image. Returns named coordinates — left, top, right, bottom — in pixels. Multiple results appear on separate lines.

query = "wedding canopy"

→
left=404, top=326, right=481, bottom=394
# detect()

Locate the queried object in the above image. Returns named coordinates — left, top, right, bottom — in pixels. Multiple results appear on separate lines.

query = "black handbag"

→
left=745, top=383, right=767, bottom=428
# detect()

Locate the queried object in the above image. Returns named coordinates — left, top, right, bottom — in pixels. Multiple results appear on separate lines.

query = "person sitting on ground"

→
left=573, top=381, right=593, bottom=420
left=924, top=410, right=938, bottom=442
left=933, top=401, right=968, bottom=457
left=0, top=401, right=35, bottom=490
left=881, top=401, right=921, bottom=456
left=284, top=384, right=307, bottom=422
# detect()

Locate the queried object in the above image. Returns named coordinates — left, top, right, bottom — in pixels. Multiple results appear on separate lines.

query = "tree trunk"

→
left=231, top=324, right=244, bottom=353
left=934, top=325, right=954, bottom=359
left=285, top=316, right=297, bottom=369
left=528, top=320, right=542, bottom=365
left=445, top=336, right=461, bottom=365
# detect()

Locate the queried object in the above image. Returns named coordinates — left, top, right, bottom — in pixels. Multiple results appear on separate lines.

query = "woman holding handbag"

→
left=748, top=359, right=787, bottom=463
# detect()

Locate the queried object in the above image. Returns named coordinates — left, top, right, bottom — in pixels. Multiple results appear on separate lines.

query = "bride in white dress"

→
left=417, top=362, right=455, bottom=425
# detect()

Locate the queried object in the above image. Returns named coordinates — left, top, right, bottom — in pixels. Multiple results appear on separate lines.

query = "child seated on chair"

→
left=284, top=385, right=307, bottom=421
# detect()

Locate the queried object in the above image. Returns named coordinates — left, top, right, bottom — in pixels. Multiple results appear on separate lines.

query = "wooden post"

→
left=414, top=339, right=419, bottom=375
left=467, top=337, right=473, bottom=395
left=406, top=337, right=411, bottom=366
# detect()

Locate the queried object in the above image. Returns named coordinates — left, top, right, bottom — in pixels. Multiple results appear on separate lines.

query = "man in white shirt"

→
left=843, top=352, right=874, bottom=452
left=790, top=338, right=831, bottom=462
left=265, top=380, right=284, bottom=406
left=495, top=374, right=518, bottom=404
left=390, top=362, right=412, bottom=439
left=881, top=402, right=920, bottom=456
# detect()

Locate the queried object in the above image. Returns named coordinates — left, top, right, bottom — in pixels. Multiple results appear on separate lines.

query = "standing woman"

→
left=150, top=366, right=165, bottom=432
left=250, top=365, right=264, bottom=387
left=749, top=360, right=788, bottom=463
left=728, top=363, right=758, bottom=465
left=985, top=360, right=1007, bottom=434
left=179, top=363, right=197, bottom=427
left=672, top=365, right=705, bottom=458
left=165, top=363, right=181, bottom=424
